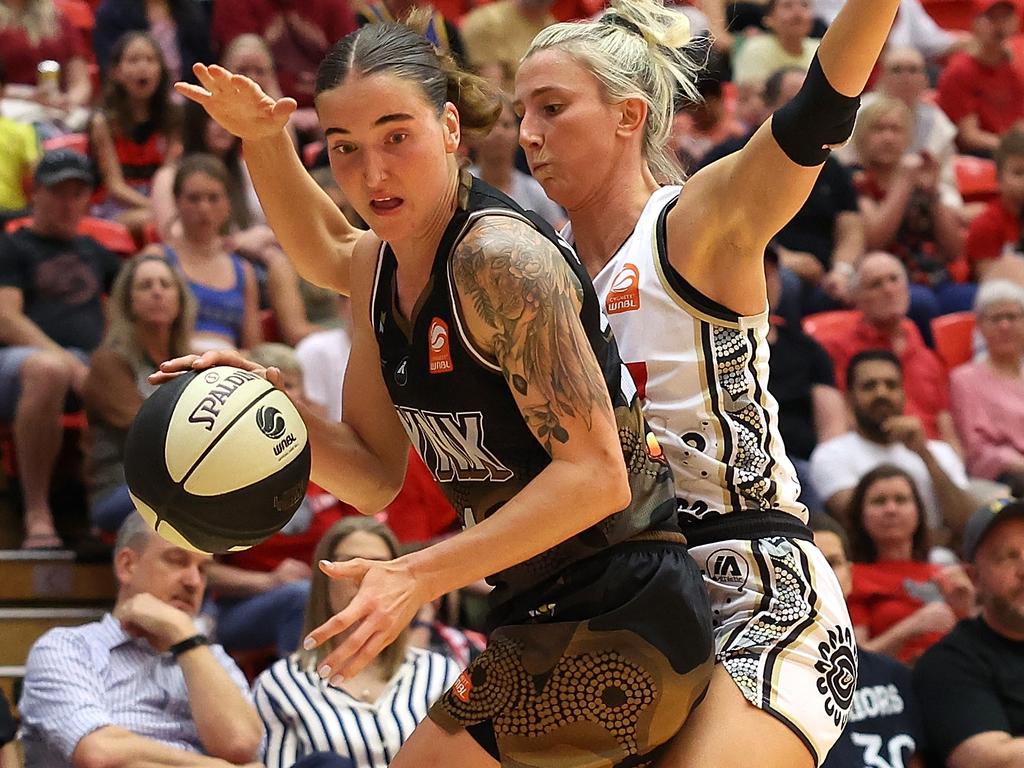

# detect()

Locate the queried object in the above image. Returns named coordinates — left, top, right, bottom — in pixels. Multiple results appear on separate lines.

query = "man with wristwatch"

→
left=18, top=513, right=264, bottom=768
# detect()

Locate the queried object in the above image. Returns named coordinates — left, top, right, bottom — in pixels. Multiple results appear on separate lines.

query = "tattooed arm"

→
left=302, top=217, right=633, bottom=679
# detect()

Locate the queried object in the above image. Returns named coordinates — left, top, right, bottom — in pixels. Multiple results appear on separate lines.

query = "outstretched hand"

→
left=175, top=63, right=297, bottom=143
left=302, top=557, right=431, bottom=684
left=148, top=349, right=285, bottom=391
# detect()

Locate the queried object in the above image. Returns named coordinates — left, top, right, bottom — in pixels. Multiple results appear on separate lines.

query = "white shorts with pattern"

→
left=688, top=536, right=857, bottom=766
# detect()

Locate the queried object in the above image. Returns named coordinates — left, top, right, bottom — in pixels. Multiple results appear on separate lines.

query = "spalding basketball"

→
left=124, top=366, right=311, bottom=554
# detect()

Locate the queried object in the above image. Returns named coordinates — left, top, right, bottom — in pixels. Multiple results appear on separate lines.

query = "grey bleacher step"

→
left=0, top=550, right=116, bottom=604
left=0, top=607, right=105, bottom=667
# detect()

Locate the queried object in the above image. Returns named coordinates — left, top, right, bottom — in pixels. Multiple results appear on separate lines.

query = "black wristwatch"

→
left=169, top=633, right=209, bottom=659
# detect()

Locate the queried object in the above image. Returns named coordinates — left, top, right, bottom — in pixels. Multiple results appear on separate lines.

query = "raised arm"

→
left=672, top=0, right=900, bottom=313
left=177, top=64, right=363, bottom=295
left=304, top=218, right=631, bottom=680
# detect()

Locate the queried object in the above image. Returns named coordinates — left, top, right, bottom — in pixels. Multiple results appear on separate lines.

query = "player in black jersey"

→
left=167, top=20, right=713, bottom=768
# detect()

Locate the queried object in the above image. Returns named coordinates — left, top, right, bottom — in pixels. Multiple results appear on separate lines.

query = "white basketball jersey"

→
left=574, top=186, right=806, bottom=526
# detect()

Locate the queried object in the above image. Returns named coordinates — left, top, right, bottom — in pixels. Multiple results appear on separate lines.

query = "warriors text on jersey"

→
left=583, top=186, right=806, bottom=530
left=370, top=177, right=678, bottom=606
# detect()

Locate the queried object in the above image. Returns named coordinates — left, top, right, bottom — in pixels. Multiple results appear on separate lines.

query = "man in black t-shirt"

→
left=810, top=513, right=927, bottom=768
left=914, top=498, right=1024, bottom=768
left=766, top=249, right=846, bottom=510
left=0, top=150, right=120, bottom=549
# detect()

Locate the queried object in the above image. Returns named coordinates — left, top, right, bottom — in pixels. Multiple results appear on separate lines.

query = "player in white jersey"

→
left=513, top=0, right=899, bottom=766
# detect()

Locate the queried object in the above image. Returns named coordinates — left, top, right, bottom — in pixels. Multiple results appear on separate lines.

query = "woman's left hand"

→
left=148, top=349, right=284, bottom=389
left=303, top=556, right=433, bottom=682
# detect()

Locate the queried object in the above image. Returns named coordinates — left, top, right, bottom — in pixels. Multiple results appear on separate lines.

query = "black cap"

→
left=962, top=498, right=1024, bottom=561
left=34, top=149, right=94, bottom=188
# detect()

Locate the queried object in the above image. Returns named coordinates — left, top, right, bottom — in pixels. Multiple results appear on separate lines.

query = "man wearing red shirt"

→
left=815, top=252, right=960, bottom=447
left=212, top=0, right=356, bottom=108
left=936, top=0, right=1024, bottom=156
left=965, top=128, right=1024, bottom=278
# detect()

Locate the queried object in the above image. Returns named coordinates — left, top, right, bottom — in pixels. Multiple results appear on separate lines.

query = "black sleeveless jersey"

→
left=371, top=177, right=677, bottom=605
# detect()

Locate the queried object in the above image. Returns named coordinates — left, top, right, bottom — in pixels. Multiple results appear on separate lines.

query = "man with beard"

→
left=914, top=498, right=1024, bottom=768
left=18, top=513, right=263, bottom=768
left=809, top=349, right=972, bottom=532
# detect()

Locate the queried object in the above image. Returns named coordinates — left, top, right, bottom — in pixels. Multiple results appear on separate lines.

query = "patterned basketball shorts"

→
left=429, top=536, right=715, bottom=767
left=688, top=536, right=857, bottom=766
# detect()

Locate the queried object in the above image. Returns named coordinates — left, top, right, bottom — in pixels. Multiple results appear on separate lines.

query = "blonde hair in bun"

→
left=524, top=0, right=705, bottom=183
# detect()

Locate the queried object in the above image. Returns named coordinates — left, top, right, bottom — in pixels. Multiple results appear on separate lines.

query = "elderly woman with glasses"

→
left=951, top=280, right=1024, bottom=496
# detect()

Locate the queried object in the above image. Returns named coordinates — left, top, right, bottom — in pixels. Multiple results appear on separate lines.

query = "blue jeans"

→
left=215, top=579, right=310, bottom=657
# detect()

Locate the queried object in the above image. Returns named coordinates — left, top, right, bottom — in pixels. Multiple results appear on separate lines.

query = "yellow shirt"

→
left=0, top=117, right=40, bottom=211
left=732, top=35, right=820, bottom=88
left=460, top=0, right=555, bottom=75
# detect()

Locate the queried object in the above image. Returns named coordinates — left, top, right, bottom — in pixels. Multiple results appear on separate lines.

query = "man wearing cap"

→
left=913, top=498, right=1024, bottom=767
left=936, top=0, right=1024, bottom=156
left=0, top=150, right=121, bottom=549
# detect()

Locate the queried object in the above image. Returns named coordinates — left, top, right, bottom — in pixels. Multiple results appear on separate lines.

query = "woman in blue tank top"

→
left=144, top=153, right=261, bottom=352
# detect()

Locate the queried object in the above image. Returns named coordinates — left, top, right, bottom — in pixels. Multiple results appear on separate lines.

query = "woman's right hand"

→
left=175, top=63, right=297, bottom=143
left=148, top=349, right=283, bottom=389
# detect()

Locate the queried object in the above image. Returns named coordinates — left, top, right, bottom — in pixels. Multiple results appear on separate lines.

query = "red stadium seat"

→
left=6, top=216, right=136, bottom=256
left=954, top=155, right=1000, bottom=204
left=802, top=310, right=862, bottom=343
left=932, top=311, right=976, bottom=370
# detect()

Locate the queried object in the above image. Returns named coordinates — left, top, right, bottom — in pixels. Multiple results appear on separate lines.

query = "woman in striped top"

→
left=253, top=518, right=461, bottom=768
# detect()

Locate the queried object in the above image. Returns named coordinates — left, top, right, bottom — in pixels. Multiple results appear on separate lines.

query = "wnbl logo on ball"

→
left=256, top=406, right=297, bottom=457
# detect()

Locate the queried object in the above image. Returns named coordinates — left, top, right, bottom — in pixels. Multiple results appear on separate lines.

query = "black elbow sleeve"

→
left=770, top=54, right=861, bottom=167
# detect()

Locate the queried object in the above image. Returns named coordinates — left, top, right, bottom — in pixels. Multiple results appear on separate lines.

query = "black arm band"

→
left=770, top=53, right=861, bottom=167
left=169, top=633, right=209, bottom=658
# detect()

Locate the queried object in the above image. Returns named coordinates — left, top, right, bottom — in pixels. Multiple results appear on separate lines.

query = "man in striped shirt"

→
left=18, top=513, right=264, bottom=768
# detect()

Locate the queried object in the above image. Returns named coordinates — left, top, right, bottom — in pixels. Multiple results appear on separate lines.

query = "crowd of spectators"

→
left=4, top=0, right=1024, bottom=765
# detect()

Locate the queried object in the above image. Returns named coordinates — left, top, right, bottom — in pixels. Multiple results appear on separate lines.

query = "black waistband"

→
left=680, top=509, right=812, bottom=547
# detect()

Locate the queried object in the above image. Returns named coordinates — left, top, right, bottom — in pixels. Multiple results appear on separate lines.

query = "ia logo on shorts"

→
left=706, top=548, right=749, bottom=589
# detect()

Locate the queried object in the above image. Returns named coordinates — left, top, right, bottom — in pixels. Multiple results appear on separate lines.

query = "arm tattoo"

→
left=452, top=217, right=609, bottom=453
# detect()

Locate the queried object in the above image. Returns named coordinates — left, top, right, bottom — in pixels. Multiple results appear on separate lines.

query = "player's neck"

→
left=569, top=170, right=660, bottom=280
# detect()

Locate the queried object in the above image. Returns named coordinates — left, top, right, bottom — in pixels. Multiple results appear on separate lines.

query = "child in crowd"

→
left=964, top=128, right=1024, bottom=282
left=89, top=30, right=182, bottom=234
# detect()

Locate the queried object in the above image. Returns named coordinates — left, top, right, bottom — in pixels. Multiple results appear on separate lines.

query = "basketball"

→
left=124, top=366, right=311, bottom=554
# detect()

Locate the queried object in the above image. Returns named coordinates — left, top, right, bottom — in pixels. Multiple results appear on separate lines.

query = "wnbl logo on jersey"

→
left=397, top=407, right=513, bottom=483
left=428, top=318, right=454, bottom=374
left=607, top=263, right=641, bottom=315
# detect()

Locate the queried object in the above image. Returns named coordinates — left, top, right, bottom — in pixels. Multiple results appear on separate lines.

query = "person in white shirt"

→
left=295, top=296, right=352, bottom=424
left=810, top=349, right=973, bottom=532
left=253, top=517, right=461, bottom=768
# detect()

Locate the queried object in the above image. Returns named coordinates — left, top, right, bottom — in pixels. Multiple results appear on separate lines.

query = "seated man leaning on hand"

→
left=18, top=513, right=264, bottom=768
